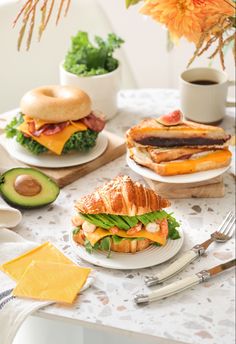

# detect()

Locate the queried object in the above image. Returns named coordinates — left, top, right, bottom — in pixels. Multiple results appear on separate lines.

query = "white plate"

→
left=126, top=154, right=230, bottom=184
left=6, top=134, right=108, bottom=168
left=70, top=228, right=184, bottom=270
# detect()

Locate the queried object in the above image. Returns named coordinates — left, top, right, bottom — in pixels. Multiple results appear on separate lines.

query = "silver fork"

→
left=145, top=210, right=235, bottom=287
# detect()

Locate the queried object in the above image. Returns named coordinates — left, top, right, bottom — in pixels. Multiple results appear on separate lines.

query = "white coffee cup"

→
left=180, top=67, right=235, bottom=123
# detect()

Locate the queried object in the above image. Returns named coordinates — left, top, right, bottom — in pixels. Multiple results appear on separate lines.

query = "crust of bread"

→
left=129, top=147, right=232, bottom=176
left=73, top=232, right=151, bottom=253
left=20, top=85, right=92, bottom=123
left=126, top=118, right=229, bottom=141
left=75, top=175, right=170, bottom=216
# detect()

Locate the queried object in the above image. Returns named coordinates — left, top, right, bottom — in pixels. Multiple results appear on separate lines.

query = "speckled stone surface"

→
left=8, top=90, right=236, bottom=344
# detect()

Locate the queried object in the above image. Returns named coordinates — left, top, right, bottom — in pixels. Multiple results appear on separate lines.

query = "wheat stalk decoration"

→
left=13, top=0, right=71, bottom=50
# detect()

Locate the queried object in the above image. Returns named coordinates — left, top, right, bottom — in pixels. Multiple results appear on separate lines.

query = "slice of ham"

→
left=80, top=113, right=105, bottom=132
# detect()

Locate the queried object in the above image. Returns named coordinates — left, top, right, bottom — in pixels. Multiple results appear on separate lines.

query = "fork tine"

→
left=219, top=211, right=233, bottom=232
left=220, top=212, right=234, bottom=235
left=224, top=217, right=236, bottom=238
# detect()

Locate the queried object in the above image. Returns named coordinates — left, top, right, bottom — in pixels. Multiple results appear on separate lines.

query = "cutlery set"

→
left=135, top=210, right=235, bottom=304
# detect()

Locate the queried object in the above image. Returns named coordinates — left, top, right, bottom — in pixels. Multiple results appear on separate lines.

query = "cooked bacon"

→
left=81, top=113, right=105, bottom=132
left=27, top=120, right=69, bottom=137
left=43, top=121, right=69, bottom=136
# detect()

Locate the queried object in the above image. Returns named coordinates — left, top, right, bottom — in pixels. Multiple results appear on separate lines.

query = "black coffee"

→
left=190, top=79, right=218, bottom=85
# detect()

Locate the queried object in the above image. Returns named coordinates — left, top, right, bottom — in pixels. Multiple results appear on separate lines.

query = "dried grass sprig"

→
left=13, top=0, right=71, bottom=50
left=187, top=15, right=235, bottom=69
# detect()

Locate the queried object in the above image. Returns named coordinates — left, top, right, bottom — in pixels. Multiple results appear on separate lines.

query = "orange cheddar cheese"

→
left=1, top=242, right=73, bottom=281
left=85, top=227, right=167, bottom=246
left=13, top=261, right=91, bottom=304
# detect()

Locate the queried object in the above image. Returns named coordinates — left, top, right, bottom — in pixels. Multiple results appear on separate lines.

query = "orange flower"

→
left=140, top=0, right=204, bottom=43
left=140, top=0, right=235, bottom=43
left=201, top=0, right=235, bottom=31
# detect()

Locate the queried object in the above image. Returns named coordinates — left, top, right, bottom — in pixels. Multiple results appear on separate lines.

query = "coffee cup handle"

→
left=226, top=80, right=236, bottom=107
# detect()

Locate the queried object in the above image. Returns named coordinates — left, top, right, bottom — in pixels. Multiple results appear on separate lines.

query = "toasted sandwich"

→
left=72, top=175, right=180, bottom=256
left=126, top=110, right=231, bottom=176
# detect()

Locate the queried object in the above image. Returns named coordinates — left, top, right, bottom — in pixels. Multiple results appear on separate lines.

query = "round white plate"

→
left=70, top=228, right=184, bottom=270
left=126, top=154, right=230, bottom=184
left=6, top=134, right=108, bottom=168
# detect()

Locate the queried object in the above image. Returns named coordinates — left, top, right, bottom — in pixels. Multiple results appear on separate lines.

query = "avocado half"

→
left=0, top=168, right=60, bottom=209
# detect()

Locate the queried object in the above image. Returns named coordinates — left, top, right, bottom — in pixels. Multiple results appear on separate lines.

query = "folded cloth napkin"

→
left=0, top=228, right=51, bottom=344
left=0, top=197, right=22, bottom=228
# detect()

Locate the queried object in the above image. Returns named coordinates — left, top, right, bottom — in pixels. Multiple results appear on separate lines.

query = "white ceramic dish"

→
left=70, top=228, right=184, bottom=270
left=5, top=134, right=108, bottom=168
left=126, top=154, right=230, bottom=184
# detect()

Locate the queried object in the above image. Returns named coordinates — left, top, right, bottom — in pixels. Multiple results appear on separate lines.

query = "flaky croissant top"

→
left=75, top=175, right=170, bottom=216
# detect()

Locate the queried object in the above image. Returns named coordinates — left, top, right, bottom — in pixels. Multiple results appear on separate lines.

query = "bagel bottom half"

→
left=73, top=231, right=151, bottom=254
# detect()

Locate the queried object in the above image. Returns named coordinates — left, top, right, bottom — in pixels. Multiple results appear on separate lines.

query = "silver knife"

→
left=135, top=259, right=235, bottom=304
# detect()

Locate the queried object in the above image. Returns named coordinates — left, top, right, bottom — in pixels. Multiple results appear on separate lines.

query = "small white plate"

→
left=70, top=228, right=184, bottom=270
left=6, top=134, right=108, bottom=168
left=126, top=154, right=230, bottom=184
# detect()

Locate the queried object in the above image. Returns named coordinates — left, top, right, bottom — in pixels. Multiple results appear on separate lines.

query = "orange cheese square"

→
left=13, top=261, right=91, bottom=304
left=1, top=242, right=73, bottom=281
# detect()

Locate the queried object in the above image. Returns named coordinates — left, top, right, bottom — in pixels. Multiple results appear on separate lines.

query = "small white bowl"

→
left=59, top=62, right=121, bottom=120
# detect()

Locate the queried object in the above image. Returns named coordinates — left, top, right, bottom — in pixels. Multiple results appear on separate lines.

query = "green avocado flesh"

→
left=0, top=168, right=60, bottom=208
left=80, top=210, right=169, bottom=230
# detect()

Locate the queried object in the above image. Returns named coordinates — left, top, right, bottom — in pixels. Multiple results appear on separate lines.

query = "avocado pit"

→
left=14, top=174, right=42, bottom=196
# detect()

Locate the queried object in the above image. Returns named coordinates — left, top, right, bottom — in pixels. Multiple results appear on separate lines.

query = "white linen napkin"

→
left=0, top=198, right=22, bottom=229
left=0, top=229, right=51, bottom=344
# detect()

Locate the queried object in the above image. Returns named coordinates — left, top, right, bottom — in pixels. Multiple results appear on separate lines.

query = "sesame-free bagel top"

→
left=20, top=85, right=92, bottom=123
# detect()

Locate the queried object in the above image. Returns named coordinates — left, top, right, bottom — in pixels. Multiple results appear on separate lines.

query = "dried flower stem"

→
left=13, top=0, right=71, bottom=50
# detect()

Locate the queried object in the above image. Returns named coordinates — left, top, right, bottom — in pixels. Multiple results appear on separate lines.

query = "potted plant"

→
left=60, top=31, right=124, bottom=120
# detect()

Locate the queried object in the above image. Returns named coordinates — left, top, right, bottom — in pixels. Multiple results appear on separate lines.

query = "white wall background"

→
left=0, top=0, right=235, bottom=114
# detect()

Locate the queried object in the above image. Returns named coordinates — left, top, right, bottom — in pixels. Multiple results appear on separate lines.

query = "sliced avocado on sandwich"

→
left=72, top=176, right=180, bottom=257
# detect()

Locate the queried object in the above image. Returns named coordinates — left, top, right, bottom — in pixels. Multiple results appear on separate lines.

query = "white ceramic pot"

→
left=59, top=62, right=121, bottom=120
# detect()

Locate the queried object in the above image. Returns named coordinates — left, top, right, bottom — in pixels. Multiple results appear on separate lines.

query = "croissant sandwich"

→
left=72, top=176, right=180, bottom=255
left=126, top=110, right=231, bottom=176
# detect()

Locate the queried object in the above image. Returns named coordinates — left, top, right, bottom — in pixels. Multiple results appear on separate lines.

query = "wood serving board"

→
left=144, top=175, right=225, bottom=199
left=0, top=131, right=126, bottom=188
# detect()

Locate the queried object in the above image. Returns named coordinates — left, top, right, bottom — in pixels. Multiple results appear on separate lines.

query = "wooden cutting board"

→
left=144, top=175, right=225, bottom=199
left=0, top=131, right=126, bottom=188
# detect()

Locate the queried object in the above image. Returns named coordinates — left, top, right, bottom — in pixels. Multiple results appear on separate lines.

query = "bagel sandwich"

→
left=72, top=175, right=180, bottom=256
left=126, top=110, right=231, bottom=176
left=5, top=85, right=105, bottom=155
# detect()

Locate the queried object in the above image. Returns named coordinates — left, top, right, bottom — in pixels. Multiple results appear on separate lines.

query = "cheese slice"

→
left=18, top=119, right=87, bottom=155
left=85, top=227, right=167, bottom=246
left=24, top=116, right=51, bottom=130
left=13, top=261, right=91, bottom=304
left=1, top=242, right=73, bottom=281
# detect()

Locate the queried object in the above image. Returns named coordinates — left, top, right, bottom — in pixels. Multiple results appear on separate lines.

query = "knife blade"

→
left=135, top=259, right=236, bottom=304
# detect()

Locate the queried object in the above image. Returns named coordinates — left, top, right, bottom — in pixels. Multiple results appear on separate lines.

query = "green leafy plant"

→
left=64, top=31, right=124, bottom=77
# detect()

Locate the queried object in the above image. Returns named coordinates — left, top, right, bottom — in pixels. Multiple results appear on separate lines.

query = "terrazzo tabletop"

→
left=1, top=89, right=235, bottom=344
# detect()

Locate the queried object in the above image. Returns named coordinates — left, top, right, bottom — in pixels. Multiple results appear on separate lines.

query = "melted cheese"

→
left=85, top=227, right=167, bottom=246
left=13, top=261, right=91, bottom=304
left=1, top=242, right=73, bottom=281
left=18, top=119, right=87, bottom=155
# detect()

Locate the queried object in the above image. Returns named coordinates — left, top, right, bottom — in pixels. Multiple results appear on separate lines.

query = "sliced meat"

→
left=136, top=136, right=231, bottom=147
left=27, top=121, right=69, bottom=137
left=81, top=113, right=105, bottom=132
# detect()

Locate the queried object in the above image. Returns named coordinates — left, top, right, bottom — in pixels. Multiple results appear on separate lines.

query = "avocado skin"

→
left=0, top=168, right=60, bottom=209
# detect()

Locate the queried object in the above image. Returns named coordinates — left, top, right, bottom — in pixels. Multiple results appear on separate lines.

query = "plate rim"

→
left=69, top=227, right=184, bottom=270
left=126, top=153, right=230, bottom=184
left=6, top=133, right=108, bottom=168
